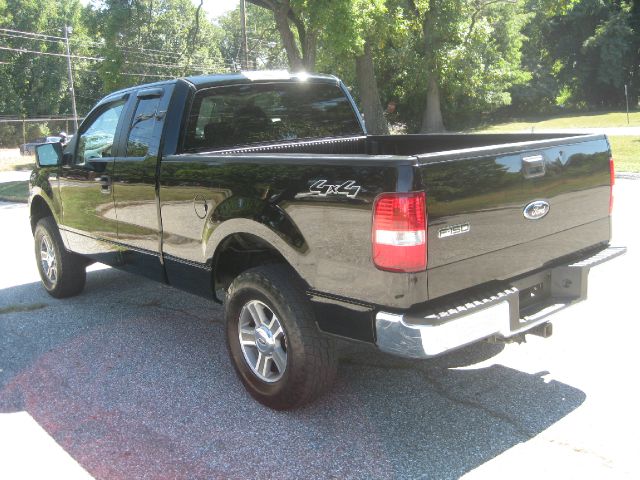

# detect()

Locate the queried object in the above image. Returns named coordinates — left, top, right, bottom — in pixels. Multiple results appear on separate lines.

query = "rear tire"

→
left=225, top=264, right=337, bottom=409
left=34, top=217, right=86, bottom=298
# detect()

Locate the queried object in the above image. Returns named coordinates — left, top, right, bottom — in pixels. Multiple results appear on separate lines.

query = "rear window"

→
left=183, top=81, right=362, bottom=152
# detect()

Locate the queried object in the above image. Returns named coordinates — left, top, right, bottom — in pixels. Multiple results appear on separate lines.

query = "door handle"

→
left=522, top=155, right=546, bottom=179
left=98, top=175, right=111, bottom=193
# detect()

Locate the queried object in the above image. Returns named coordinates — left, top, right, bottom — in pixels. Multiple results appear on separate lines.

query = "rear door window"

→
left=127, top=96, right=162, bottom=157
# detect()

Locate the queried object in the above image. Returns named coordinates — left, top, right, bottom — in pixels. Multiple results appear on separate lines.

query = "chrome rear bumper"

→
left=375, top=246, right=626, bottom=359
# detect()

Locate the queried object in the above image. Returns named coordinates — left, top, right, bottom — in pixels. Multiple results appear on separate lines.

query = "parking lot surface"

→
left=0, top=179, right=637, bottom=479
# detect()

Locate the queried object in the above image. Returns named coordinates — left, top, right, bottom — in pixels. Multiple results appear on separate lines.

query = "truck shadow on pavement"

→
left=0, top=267, right=586, bottom=480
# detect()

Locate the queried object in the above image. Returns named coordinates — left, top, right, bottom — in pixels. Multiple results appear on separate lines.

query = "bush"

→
left=27, top=123, right=50, bottom=140
left=0, top=124, right=19, bottom=148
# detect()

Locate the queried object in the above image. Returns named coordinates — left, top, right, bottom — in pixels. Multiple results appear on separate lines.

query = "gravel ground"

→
left=0, top=179, right=637, bottom=479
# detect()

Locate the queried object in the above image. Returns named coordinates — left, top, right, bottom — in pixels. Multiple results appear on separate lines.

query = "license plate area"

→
left=511, top=271, right=558, bottom=329
left=519, top=280, right=550, bottom=309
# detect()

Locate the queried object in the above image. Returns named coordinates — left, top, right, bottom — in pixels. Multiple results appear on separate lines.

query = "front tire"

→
left=34, top=217, right=86, bottom=298
left=225, top=265, right=337, bottom=409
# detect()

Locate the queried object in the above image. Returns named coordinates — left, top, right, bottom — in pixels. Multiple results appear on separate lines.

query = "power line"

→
left=0, top=26, right=241, bottom=70
left=0, top=27, right=64, bottom=41
left=0, top=44, right=233, bottom=72
left=0, top=31, right=185, bottom=64
left=70, top=37, right=183, bottom=60
left=0, top=31, right=66, bottom=46
left=0, top=116, right=86, bottom=124
left=0, top=29, right=184, bottom=62
left=78, top=41, right=188, bottom=60
left=0, top=27, right=226, bottom=64
left=0, top=45, right=103, bottom=61
left=83, top=69, right=174, bottom=79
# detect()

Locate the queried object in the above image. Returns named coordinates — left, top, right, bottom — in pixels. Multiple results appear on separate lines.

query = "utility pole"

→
left=240, top=0, right=249, bottom=70
left=64, top=25, right=79, bottom=133
left=625, top=84, right=630, bottom=125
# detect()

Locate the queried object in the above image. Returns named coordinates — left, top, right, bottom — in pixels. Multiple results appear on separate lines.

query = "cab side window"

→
left=127, top=97, right=161, bottom=157
left=76, top=100, right=126, bottom=164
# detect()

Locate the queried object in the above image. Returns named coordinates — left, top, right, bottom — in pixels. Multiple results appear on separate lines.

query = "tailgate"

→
left=419, top=135, right=612, bottom=299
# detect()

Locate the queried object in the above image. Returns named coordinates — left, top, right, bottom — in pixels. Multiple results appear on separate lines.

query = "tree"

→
left=247, top=0, right=321, bottom=71
left=91, top=0, right=226, bottom=92
left=0, top=0, right=91, bottom=116
left=547, top=0, right=636, bottom=108
left=217, top=3, right=288, bottom=70
left=513, top=0, right=638, bottom=112
left=403, top=0, right=529, bottom=132
left=318, top=0, right=389, bottom=133
left=249, top=0, right=390, bottom=133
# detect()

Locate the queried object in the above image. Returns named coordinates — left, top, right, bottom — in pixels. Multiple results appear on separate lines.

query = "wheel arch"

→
left=211, top=230, right=309, bottom=301
left=30, top=194, right=55, bottom=233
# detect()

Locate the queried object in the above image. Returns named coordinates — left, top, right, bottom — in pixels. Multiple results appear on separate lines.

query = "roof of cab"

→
left=99, top=71, right=340, bottom=105
left=183, top=70, right=339, bottom=89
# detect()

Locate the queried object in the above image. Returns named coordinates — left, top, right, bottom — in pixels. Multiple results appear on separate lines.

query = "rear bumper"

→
left=375, top=245, right=626, bottom=359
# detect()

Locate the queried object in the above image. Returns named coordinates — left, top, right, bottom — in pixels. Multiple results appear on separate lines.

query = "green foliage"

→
left=318, top=0, right=387, bottom=56
left=217, top=3, right=287, bottom=70
left=0, top=0, right=638, bottom=132
left=438, top=0, right=531, bottom=126
left=92, top=0, right=227, bottom=93
left=372, top=0, right=530, bottom=131
left=0, top=123, right=18, bottom=147
left=27, top=122, right=49, bottom=138
left=0, top=0, right=88, bottom=115
left=511, top=0, right=638, bottom=113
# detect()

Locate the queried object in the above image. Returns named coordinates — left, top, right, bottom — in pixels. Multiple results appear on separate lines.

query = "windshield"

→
left=183, top=81, right=363, bottom=152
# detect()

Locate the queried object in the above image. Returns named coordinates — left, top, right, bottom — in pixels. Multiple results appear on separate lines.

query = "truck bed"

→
left=160, top=132, right=610, bottom=307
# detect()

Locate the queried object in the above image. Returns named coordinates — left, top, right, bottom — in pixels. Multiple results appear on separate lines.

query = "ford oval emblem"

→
left=523, top=200, right=550, bottom=220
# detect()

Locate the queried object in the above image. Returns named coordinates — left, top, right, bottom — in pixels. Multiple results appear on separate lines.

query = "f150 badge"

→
left=309, top=180, right=361, bottom=199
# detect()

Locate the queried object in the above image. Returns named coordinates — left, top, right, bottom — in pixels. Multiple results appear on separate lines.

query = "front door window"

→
left=77, top=100, right=126, bottom=164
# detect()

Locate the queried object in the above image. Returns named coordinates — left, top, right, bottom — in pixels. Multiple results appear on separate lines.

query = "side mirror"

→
left=35, top=142, right=62, bottom=167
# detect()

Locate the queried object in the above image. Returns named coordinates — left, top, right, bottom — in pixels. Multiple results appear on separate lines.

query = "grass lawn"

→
left=0, top=148, right=34, bottom=172
left=0, top=181, right=28, bottom=203
left=609, top=136, right=640, bottom=173
left=478, top=110, right=640, bottom=131
left=474, top=111, right=639, bottom=172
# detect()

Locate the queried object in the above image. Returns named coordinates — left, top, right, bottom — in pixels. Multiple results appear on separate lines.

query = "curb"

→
left=0, top=197, right=28, bottom=204
left=616, top=173, right=640, bottom=180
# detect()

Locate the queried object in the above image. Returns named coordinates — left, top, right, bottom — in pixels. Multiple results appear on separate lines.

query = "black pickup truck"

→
left=30, top=71, right=625, bottom=409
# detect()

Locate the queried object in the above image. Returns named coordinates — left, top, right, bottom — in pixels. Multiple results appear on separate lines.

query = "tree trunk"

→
left=302, top=30, right=317, bottom=71
left=251, top=0, right=316, bottom=72
left=420, top=2, right=446, bottom=133
left=421, top=75, right=445, bottom=133
left=355, top=42, right=389, bottom=135
left=272, top=4, right=304, bottom=71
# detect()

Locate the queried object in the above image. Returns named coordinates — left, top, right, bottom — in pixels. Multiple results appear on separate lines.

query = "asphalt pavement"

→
left=0, top=180, right=637, bottom=479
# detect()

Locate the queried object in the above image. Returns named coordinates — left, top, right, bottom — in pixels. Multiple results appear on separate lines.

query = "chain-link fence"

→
left=0, top=117, right=83, bottom=149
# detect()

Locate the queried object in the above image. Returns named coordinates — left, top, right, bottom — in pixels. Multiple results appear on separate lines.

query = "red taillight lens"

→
left=372, top=192, right=427, bottom=272
left=610, top=157, right=615, bottom=215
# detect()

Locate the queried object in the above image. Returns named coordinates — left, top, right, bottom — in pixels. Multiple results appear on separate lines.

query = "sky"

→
left=79, top=1, right=241, bottom=20
left=200, top=0, right=240, bottom=19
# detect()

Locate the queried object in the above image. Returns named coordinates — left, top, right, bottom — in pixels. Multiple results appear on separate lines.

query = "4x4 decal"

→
left=309, top=180, right=361, bottom=199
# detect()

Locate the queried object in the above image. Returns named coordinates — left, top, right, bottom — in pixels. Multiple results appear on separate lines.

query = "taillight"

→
left=372, top=192, right=427, bottom=272
left=609, top=157, right=615, bottom=215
